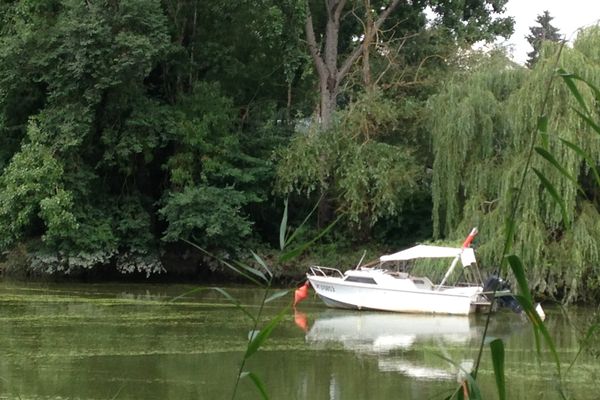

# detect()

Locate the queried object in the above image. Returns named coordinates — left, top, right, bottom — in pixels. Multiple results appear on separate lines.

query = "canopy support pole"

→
left=437, top=255, right=460, bottom=290
left=437, top=227, right=478, bottom=290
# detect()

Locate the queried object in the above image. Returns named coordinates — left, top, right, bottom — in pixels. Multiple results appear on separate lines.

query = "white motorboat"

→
left=307, top=228, right=492, bottom=315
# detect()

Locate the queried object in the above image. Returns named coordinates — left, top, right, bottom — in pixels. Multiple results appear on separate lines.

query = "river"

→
left=0, top=282, right=597, bottom=399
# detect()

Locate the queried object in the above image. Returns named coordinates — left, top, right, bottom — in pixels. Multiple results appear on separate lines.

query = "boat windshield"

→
left=379, top=258, right=463, bottom=285
left=378, top=260, right=413, bottom=273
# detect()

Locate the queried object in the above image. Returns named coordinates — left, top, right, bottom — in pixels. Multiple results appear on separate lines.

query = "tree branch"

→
left=374, top=31, right=420, bottom=86
left=373, top=0, right=401, bottom=31
left=305, top=3, right=328, bottom=81
left=333, top=0, right=348, bottom=22
left=338, top=0, right=401, bottom=81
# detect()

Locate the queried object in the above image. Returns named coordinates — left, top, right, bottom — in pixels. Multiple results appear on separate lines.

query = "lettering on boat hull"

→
left=315, top=283, right=335, bottom=293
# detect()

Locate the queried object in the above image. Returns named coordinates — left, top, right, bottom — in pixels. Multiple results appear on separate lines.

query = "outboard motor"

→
left=483, top=275, right=522, bottom=314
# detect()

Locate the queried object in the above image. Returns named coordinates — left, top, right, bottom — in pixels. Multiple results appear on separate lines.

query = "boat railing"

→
left=309, top=266, right=345, bottom=278
left=435, top=279, right=484, bottom=290
left=435, top=283, right=480, bottom=291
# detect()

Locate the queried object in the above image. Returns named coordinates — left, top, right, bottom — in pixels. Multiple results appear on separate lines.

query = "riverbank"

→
left=0, top=242, right=386, bottom=286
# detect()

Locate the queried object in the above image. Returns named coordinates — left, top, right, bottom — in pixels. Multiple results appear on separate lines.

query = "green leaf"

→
left=182, top=239, right=263, bottom=286
left=573, top=108, right=600, bottom=137
left=506, top=255, right=532, bottom=304
left=244, top=305, right=289, bottom=359
left=251, top=250, right=272, bottom=279
left=559, top=138, right=600, bottom=188
left=558, top=70, right=600, bottom=160
left=507, top=255, right=562, bottom=378
left=534, top=147, right=583, bottom=194
left=434, top=353, right=482, bottom=400
left=557, top=69, right=589, bottom=114
left=566, top=323, right=600, bottom=377
left=212, top=287, right=257, bottom=323
left=279, top=199, right=288, bottom=250
left=265, top=290, right=290, bottom=304
left=279, top=215, right=341, bottom=262
left=558, top=68, right=600, bottom=105
left=233, top=259, right=268, bottom=283
left=532, top=167, right=570, bottom=228
left=241, top=371, right=270, bottom=399
left=490, top=339, right=506, bottom=400
left=500, top=217, right=515, bottom=272
left=169, top=287, right=208, bottom=303
left=283, top=194, right=323, bottom=249
left=506, top=256, right=542, bottom=356
left=514, top=294, right=562, bottom=377
left=537, top=115, right=549, bottom=148
left=443, top=387, right=462, bottom=400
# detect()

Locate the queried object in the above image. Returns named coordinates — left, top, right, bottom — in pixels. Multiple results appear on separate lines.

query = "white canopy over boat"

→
left=379, top=245, right=476, bottom=268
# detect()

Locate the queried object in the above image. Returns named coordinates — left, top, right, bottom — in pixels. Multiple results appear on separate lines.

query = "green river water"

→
left=0, top=282, right=598, bottom=399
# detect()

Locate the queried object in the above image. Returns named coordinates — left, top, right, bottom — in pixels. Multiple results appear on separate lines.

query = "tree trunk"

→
left=305, top=0, right=401, bottom=129
left=304, top=0, right=401, bottom=226
left=320, top=77, right=338, bottom=129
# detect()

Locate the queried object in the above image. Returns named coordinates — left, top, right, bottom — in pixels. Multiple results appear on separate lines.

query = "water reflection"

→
left=306, top=311, right=479, bottom=351
left=306, top=310, right=481, bottom=382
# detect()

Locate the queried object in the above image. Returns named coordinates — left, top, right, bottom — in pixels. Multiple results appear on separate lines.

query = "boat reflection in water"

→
left=305, top=310, right=481, bottom=382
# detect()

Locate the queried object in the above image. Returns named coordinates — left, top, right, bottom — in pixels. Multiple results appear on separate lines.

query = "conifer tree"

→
left=526, top=10, right=561, bottom=68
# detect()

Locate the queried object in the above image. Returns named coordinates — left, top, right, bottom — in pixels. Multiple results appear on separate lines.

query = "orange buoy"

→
left=293, top=281, right=310, bottom=307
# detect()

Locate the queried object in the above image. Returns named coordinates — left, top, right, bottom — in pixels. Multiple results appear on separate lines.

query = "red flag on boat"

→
left=461, top=227, right=478, bottom=249
left=294, top=281, right=310, bottom=306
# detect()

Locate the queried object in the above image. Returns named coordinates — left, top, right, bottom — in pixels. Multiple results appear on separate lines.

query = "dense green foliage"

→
left=6, top=0, right=599, bottom=304
left=429, top=27, right=600, bottom=302
left=0, top=0, right=517, bottom=278
left=0, top=0, right=172, bottom=274
left=276, top=89, right=424, bottom=235
left=0, top=0, right=296, bottom=275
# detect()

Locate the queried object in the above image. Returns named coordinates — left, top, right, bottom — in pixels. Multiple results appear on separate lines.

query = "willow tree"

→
left=428, top=27, right=600, bottom=302
left=277, top=89, right=423, bottom=238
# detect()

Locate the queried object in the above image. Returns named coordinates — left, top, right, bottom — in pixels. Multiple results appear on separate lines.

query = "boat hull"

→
left=307, top=275, right=480, bottom=315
